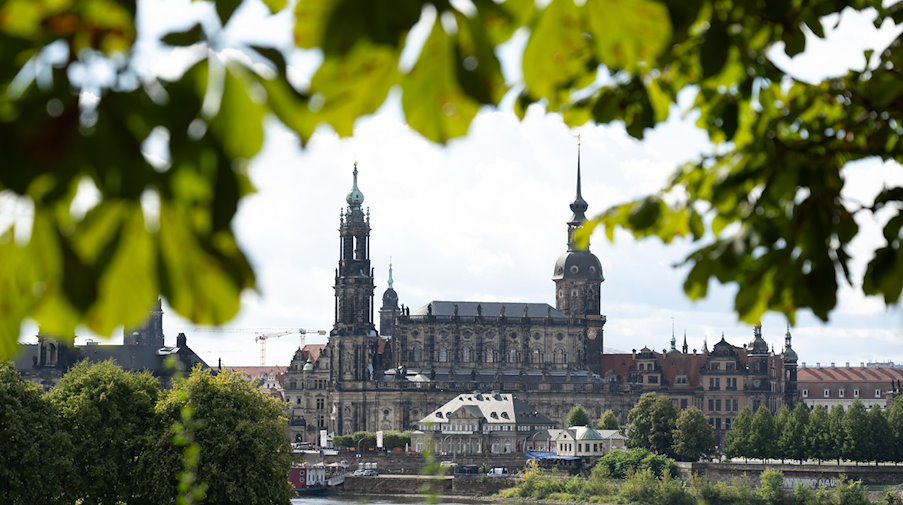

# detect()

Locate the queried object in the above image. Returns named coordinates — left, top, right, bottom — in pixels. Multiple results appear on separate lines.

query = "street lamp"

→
left=357, top=437, right=365, bottom=458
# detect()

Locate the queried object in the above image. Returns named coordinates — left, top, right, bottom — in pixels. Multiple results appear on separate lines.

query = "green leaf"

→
left=454, top=12, right=507, bottom=105
left=206, top=64, right=266, bottom=160
left=85, top=205, right=158, bottom=336
left=586, top=0, right=672, bottom=72
left=700, top=17, right=730, bottom=79
left=319, top=0, right=424, bottom=56
left=256, top=75, right=317, bottom=145
left=401, top=19, right=480, bottom=143
left=311, top=43, right=400, bottom=137
left=522, top=0, right=590, bottom=103
left=294, top=0, right=333, bottom=49
left=215, top=0, right=243, bottom=27
left=260, top=0, right=288, bottom=13
left=158, top=204, right=247, bottom=325
left=161, top=23, right=205, bottom=47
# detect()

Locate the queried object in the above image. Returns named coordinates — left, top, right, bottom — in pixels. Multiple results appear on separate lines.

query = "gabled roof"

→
left=418, top=392, right=553, bottom=426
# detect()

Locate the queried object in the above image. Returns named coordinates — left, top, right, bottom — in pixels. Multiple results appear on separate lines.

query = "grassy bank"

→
left=499, top=463, right=891, bottom=505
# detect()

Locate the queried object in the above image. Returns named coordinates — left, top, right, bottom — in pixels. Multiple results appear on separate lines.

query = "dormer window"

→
left=436, top=412, right=443, bottom=418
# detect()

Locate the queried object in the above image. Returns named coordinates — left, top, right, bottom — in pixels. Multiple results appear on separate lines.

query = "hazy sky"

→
left=11, top=1, right=903, bottom=367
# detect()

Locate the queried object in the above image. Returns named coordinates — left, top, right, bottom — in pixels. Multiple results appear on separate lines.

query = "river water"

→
left=292, top=496, right=486, bottom=505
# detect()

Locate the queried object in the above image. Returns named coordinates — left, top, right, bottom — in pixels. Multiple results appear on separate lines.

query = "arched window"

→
left=532, top=349, right=542, bottom=364
left=554, top=348, right=566, bottom=364
left=508, top=349, right=518, bottom=363
left=485, top=348, right=496, bottom=363
left=438, top=345, right=448, bottom=363
left=411, top=344, right=423, bottom=362
left=462, top=346, right=472, bottom=363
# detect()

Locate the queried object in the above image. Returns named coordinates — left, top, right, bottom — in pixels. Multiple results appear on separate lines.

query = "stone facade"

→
left=283, top=154, right=799, bottom=444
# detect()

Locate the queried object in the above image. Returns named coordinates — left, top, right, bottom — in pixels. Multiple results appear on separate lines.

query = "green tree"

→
left=843, top=401, right=870, bottom=464
left=627, top=393, right=678, bottom=457
left=724, top=406, right=753, bottom=460
left=672, top=407, right=715, bottom=461
left=45, top=360, right=160, bottom=505
left=828, top=405, right=847, bottom=464
left=0, top=363, right=72, bottom=505
left=565, top=404, right=591, bottom=427
left=597, top=409, right=620, bottom=430
left=146, top=368, right=292, bottom=505
left=886, top=398, right=903, bottom=464
left=866, top=404, right=891, bottom=466
left=2, top=0, right=903, bottom=358
left=805, top=405, right=832, bottom=464
left=773, top=405, right=791, bottom=463
left=779, top=402, right=810, bottom=464
left=748, top=406, right=777, bottom=461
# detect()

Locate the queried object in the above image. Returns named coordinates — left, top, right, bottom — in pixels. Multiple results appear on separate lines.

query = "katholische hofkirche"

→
left=283, top=149, right=799, bottom=443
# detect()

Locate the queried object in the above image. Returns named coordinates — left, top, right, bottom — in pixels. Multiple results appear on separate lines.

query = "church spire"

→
left=387, top=259, right=394, bottom=289
left=567, top=136, right=589, bottom=252
left=346, top=162, right=365, bottom=208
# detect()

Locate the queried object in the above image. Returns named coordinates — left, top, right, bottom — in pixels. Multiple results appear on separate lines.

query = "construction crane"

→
left=189, top=326, right=328, bottom=366
left=255, top=328, right=327, bottom=366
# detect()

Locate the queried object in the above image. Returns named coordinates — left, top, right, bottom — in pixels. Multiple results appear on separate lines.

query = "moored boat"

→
left=288, top=466, right=328, bottom=496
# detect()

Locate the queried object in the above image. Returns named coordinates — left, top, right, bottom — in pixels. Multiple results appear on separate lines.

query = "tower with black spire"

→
left=379, top=262, right=399, bottom=338
left=553, top=139, right=604, bottom=318
left=782, top=326, right=799, bottom=406
left=123, top=298, right=165, bottom=347
left=333, top=163, right=377, bottom=338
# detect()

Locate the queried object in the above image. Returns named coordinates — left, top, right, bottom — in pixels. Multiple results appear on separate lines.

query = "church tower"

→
left=333, top=163, right=376, bottom=338
left=123, top=298, right=165, bottom=347
left=379, top=262, right=399, bottom=338
left=553, top=141, right=604, bottom=318
left=782, top=326, right=799, bottom=407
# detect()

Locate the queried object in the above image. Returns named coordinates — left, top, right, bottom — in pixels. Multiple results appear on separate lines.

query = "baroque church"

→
left=283, top=153, right=799, bottom=443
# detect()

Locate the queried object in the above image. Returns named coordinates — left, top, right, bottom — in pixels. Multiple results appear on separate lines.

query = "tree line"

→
left=726, top=399, right=903, bottom=465
left=0, top=361, right=292, bottom=505
left=332, top=431, right=411, bottom=451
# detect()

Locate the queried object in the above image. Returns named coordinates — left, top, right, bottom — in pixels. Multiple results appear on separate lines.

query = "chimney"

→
left=831, top=362, right=835, bottom=367
left=176, top=332, right=187, bottom=348
left=816, top=362, right=820, bottom=367
left=861, top=362, right=865, bottom=367
left=801, top=362, right=806, bottom=368
left=846, top=362, right=850, bottom=367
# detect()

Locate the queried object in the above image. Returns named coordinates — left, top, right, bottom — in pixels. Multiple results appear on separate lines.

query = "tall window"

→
left=438, top=346, right=448, bottom=363
left=532, top=349, right=542, bottom=364
left=485, top=348, right=496, bottom=363
left=462, top=346, right=472, bottom=363
left=508, top=349, right=518, bottom=363
left=411, top=345, right=423, bottom=362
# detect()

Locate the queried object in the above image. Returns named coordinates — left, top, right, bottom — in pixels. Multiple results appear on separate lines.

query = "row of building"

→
left=11, top=152, right=903, bottom=455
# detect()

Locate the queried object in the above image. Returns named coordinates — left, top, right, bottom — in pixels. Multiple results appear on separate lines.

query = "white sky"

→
left=10, top=1, right=903, bottom=367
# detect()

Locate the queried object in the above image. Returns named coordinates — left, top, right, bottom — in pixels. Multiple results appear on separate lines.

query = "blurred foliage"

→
left=1, top=0, right=902, bottom=357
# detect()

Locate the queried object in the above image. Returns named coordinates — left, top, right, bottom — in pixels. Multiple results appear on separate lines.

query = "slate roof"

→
left=412, top=301, right=567, bottom=319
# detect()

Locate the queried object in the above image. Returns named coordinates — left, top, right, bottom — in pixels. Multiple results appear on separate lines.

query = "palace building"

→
left=281, top=152, right=799, bottom=444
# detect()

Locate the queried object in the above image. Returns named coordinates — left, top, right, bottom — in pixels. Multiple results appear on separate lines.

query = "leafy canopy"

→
left=1, top=0, right=902, bottom=356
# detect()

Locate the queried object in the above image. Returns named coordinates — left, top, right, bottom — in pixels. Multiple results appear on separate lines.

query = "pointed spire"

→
left=569, top=135, right=589, bottom=226
left=387, top=259, right=394, bottom=289
left=682, top=331, right=688, bottom=354
left=670, top=317, right=676, bottom=351
left=346, top=161, right=365, bottom=207
left=703, top=336, right=709, bottom=353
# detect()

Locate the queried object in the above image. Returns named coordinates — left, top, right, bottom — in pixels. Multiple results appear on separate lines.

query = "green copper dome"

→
left=303, top=359, right=314, bottom=372
left=346, top=163, right=364, bottom=206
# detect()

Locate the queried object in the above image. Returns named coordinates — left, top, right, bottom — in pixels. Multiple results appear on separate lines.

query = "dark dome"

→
left=381, top=287, right=398, bottom=309
left=749, top=336, right=769, bottom=354
left=553, top=251, right=604, bottom=281
left=783, top=347, right=798, bottom=363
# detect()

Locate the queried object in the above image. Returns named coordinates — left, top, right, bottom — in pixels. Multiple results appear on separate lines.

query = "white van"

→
left=486, top=467, right=509, bottom=477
